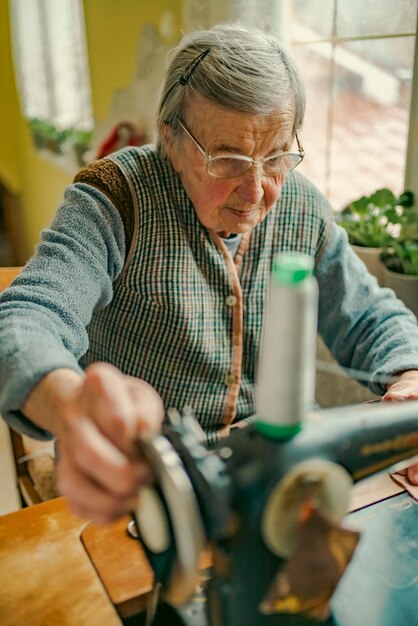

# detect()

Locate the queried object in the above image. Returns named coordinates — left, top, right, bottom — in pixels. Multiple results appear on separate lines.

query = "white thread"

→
left=316, top=359, right=400, bottom=387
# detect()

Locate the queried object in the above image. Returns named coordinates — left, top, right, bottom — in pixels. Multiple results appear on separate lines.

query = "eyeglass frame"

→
left=177, top=118, right=305, bottom=179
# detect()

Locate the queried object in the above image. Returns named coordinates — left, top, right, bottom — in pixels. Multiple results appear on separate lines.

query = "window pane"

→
left=337, top=0, right=417, bottom=38
left=11, top=0, right=93, bottom=131
left=11, top=0, right=49, bottom=119
left=329, top=37, right=415, bottom=208
left=44, top=0, right=93, bottom=129
left=291, top=32, right=416, bottom=209
left=291, top=0, right=418, bottom=40
left=291, top=42, right=331, bottom=193
left=291, top=0, right=335, bottom=41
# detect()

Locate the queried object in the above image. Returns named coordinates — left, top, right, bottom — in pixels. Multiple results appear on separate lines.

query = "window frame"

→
left=287, top=0, right=418, bottom=208
left=405, top=29, right=418, bottom=200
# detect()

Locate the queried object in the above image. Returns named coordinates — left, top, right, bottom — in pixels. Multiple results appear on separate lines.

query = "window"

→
left=10, top=0, right=93, bottom=153
left=183, top=0, right=418, bottom=208
left=286, top=0, right=418, bottom=210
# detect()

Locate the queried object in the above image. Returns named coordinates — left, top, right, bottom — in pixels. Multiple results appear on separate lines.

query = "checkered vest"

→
left=80, top=145, right=330, bottom=435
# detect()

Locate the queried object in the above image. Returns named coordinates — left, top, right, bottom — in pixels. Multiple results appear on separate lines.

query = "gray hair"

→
left=156, top=23, right=305, bottom=157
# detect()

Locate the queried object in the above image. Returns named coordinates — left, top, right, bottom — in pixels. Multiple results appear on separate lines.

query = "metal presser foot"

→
left=147, top=579, right=209, bottom=626
left=166, top=588, right=209, bottom=626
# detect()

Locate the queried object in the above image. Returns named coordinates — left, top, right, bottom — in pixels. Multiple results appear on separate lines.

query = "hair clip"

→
left=179, top=48, right=211, bottom=86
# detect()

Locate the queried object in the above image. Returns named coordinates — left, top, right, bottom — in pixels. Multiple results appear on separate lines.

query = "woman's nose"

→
left=235, top=167, right=264, bottom=204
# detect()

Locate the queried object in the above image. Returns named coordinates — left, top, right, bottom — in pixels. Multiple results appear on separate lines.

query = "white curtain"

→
left=10, top=0, right=93, bottom=130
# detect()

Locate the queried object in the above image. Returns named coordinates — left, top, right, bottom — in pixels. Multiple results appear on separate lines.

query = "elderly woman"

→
left=1, top=24, right=418, bottom=523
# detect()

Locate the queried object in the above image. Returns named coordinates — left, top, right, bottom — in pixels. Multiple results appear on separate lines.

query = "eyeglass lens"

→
left=208, top=153, right=303, bottom=178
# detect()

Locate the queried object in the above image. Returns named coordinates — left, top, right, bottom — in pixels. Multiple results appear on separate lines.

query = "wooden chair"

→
left=0, top=267, right=58, bottom=506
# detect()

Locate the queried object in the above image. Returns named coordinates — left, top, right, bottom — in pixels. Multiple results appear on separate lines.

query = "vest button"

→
left=225, top=294, right=237, bottom=307
left=224, top=373, right=237, bottom=386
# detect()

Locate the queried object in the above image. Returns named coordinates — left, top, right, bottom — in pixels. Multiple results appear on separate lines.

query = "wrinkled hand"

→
left=55, top=363, right=164, bottom=523
left=382, top=369, right=418, bottom=486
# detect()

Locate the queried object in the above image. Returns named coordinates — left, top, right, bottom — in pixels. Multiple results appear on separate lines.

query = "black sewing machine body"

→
left=134, top=401, right=418, bottom=626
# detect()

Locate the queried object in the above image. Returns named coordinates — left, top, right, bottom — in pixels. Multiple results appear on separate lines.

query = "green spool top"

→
left=272, top=252, right=314, bottom=285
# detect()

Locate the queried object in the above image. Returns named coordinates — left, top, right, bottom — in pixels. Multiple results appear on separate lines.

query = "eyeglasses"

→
left=177, top=119, right=304, bottom=179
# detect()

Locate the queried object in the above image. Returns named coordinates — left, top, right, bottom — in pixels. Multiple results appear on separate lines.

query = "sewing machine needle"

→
left=145, top=580, right=161, bottom=626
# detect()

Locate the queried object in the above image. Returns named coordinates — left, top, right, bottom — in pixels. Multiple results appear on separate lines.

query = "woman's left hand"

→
left=382, top=369, right=418, bottom=485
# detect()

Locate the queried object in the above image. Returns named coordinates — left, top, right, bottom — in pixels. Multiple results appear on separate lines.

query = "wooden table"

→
left=81, top=515, right=154, bottom=619
left=0, top=475, right=407, bottom=625
left=0, top=498, right=121, bottom=626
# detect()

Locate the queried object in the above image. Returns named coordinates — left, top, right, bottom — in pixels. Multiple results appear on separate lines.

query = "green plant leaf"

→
left=368, top=188, right=396, bottom=208
left=349, top=196, right=370, bottom=213
left=383, top=240, right=418, bottom=275
left=398, top=191, right=415, bottom=207
left=338, top=187, right=417, bottom=250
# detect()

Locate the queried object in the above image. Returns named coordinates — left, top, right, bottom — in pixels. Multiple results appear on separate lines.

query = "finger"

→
left=60, top=418, right=152, bottom=499
left=407, top=464, right=418, bottom=486
left=125, top=376, right=165, bottom=433
left=382, top=386, right=411, bottom=402
left=83, top=364, right=164, bottom=456
left=82, top=363, right=140, bottom=456
left=57, top=453, right=139, bottom=523
left=382, top=380, right=418, bottom=402
left=382, top=391, right=407, bottom=402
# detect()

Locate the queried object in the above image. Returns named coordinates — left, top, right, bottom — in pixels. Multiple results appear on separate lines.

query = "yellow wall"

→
left=0, top=0, right=181, bottom=259
left=0, top=0, right=21, bottom=194
left=18, top=131, right=74, bottom=257
left=84, top=0, right=181, bottom=123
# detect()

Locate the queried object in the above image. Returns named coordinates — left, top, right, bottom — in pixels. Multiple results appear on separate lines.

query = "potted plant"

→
left=337, top=188, right=415, bottom=286
left=29, top=118, right=48, bottom=149
left=71, top=129, right=93, bottom=166
left=53, top=126, right=72, bottom=155
left=29, top=119, right=72, bottom=155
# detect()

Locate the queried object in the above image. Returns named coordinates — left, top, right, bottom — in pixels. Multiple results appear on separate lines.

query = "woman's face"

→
left=167, top=96, right=296, bottom=237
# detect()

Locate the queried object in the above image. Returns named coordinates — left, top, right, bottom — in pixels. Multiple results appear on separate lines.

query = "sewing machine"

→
left=131, top=255, right=418, bottom=625
left=133, top=401, right=418, bottom=626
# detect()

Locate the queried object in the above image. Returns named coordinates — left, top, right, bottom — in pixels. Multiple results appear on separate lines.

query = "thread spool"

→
left=256, top=252, right=318, bottom=439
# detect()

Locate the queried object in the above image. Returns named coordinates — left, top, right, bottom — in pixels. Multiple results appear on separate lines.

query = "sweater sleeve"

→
left=0, top=183, right=126, bottom=439
left=316, top=223, right=418, bottom=396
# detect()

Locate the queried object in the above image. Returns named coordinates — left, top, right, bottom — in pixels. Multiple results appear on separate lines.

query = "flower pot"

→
left=32, top=131, right=46, bottom=150
left=383, top=266, right=418, bottom=318
left=74, top=143, right=88, bottom=167
left=351, top=245, right=385, bottom=287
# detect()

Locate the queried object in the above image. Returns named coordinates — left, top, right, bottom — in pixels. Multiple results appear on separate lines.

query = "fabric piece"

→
left=349, top=471, right=405, bottom=512
left=331, top=492, right=418, bottom=626
left=390, top=470, right=418, bottom=502
left=260, top=508, right=360, bottom=620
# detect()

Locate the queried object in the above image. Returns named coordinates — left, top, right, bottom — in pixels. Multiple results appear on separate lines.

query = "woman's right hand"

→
left=25, top=363, right=164, bottom=523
